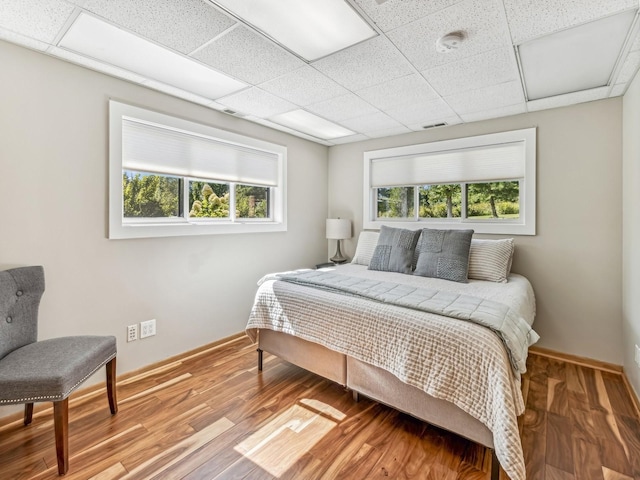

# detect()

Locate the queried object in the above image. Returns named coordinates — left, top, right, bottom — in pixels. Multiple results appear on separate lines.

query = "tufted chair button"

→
left=6, top=316, right=12, bottom=323
left=16, top=290, right=23, bottom=297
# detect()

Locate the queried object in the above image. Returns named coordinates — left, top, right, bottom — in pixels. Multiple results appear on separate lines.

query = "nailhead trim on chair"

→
left=0, top=353, right=116, bottom=405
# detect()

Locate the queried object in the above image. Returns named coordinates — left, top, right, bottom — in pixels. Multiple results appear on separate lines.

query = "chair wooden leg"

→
left=24, top=403, right=34, bottom=426
left=53, top=398, right=69, bottom=475
left=106, top=357, right=118, bottom=415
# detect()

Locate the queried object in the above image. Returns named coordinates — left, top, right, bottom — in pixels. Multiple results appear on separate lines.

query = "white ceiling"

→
left=1, top=0, right=639, bottom=146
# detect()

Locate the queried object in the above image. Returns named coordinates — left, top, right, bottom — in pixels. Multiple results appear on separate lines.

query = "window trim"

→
left=109, top=100, right=287, bottom=239
left=363, top=128, right=536, bottom=235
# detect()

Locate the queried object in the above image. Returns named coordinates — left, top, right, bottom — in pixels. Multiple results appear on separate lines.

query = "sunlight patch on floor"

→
left=234, top=400, right=342, bottom=477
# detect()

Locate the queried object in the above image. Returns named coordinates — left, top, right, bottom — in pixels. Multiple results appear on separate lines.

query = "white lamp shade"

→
left=326, top=218, right=351, bottom=240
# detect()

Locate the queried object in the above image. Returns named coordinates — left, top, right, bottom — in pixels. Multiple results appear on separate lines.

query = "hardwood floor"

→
left=0, top=336, right=638, bottom=479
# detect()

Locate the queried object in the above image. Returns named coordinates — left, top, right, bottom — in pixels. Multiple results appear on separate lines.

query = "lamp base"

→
left=330, top=240, right=348, bottom=264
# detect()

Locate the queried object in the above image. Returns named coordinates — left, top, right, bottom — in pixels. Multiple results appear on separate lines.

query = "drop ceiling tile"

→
left=217, top=87, right=296, bottom=118
left=259, top=66, right=349, bottom=106
left=339, top=111, right=404, bottom=133
left=330, top=133, right=370, bottom=144
left=0, top=28, right=50, bottom=52
left=248, top=117, right=334, bottom=145
left=383, top=98, right=456, bottom=125
left=356, top=74, right=439, bottom=111
left=387, top=0, right=511, bottom=71
left=141, top=80, right=216, bottom=106
left=306, top=94, right=380, bottom=123
left=353, top=0, right=463, bottom=32
left=80, top=0, right=235, bottom=54
left=49, top=46, right=149, bottom=84
left=445, top=80, right=525, bottom=115
left=614, top=49, right=640, bottom=84
left=460, top=103, right=526, bottom=123
left=193, top=25, right=304, bottom=85
left=526, top=86, right=609, bottom=111
left=365, top=125, right=412, bottom=138
left=421, top=47, right=519, bottom=96
left=312, top=35, right=413, bottom=91
left=0, top=0, right=75, bottom=43
left=504, top=0, right=637, bottom=44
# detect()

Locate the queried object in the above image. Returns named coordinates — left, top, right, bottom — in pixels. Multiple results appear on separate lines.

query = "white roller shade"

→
left=370, top=142, right=525, bottom=187
left=122, top=118, right=279, bottom=186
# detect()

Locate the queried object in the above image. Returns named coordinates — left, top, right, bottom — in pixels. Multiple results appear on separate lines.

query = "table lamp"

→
left=326, top=218, right=351, bottom=264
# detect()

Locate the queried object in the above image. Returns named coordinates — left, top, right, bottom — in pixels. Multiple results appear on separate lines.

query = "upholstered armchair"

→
left=0, top=266, right=117, bottom=475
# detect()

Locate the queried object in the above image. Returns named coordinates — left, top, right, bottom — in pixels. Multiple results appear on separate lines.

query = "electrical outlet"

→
left=140, top=319, right=156, bottom=339
left=127, top=324, right=138, bottom=342
left=635, top=344, right=640, bottom=368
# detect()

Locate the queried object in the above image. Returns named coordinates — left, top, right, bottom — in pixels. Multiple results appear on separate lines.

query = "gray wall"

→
left=623, top=70, right=640, bottom=398
left=328, top=99, right=623, bottom=364
left=0, top=41, right=328, bottom=417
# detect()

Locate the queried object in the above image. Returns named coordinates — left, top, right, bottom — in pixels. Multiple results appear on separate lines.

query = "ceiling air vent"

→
left=422, top=122, right=447, bottom=129
left=222, top=108, right=248, bottom=118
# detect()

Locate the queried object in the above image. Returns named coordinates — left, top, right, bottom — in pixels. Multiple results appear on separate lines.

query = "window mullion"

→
left=461, top=183, right=468, bottom=220
left=183, top=177, right=189, bottom=220
left=230, top=183, right=237, bottom=222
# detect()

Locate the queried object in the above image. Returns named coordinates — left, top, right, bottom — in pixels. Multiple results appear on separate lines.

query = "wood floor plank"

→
left=547, top=378, right=570, bottom=417
left=521, top=408, right=546, bottom=480
left=572, top=436, right=605, bottom=480
left=592, top=410, right=634, bottom=477
left=161, top=407, right=274, bottom=480
left=546, top=412, right=574, bottom=474
left=87, top=462, right=127, bottom=480
left=1, top=338, right=639, bottom=480
left=602, top=466, right=634, bottom=480
left=333, top=442, right=384, bottom=480
left=121, top=416, right=234, bottom=479
left=614, top=413, right=640, bottom=478
left=564, top=362, right=587, bottom=395
left=603, top=372, right=638, bottom=418
left=545, top=464, right=574, bottom=480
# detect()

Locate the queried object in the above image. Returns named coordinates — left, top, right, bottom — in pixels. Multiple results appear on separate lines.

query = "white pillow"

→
left=468, top=238, right=515, bottom=283
left=351, top=231, right=380, bottom=266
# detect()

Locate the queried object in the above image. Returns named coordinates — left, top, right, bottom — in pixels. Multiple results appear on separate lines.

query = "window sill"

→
left=109, top=220, right=287, bottom=239
left=363, top=219, right=535, bottom=235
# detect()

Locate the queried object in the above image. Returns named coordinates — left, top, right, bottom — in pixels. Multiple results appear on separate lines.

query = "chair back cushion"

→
left=0, top=266, right=45, bottom=360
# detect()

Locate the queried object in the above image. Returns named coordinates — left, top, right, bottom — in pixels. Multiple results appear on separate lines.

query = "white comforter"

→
left=246, top=264, right=537, bottom=480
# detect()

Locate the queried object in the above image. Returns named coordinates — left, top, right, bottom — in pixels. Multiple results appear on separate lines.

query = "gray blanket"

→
left=278, top=270, right=538, bottom=376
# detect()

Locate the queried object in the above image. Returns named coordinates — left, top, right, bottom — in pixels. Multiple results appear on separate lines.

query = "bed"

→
left=246, top=230, right=537, bottom=480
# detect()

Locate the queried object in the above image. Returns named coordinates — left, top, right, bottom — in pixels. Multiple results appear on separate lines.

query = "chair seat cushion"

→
left=0, top=336, right=116, bottom=404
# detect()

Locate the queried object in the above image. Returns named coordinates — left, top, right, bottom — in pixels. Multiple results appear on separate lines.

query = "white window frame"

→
left=363, top=128, right=536, bottom=235
left=109, top=101, right=287, bottom=239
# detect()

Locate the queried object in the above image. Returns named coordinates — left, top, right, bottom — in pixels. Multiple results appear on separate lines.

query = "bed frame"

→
left=257, top=328, right=500, bottom=479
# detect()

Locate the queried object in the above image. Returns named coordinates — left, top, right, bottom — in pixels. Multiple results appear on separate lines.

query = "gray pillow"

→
left=414, top=228, right=474, bottom=282
left=369, top=225, right=421, bottom=274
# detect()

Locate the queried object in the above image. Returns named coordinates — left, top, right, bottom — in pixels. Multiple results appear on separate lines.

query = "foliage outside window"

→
left=189, top=181, right=230, bottom=219
left=419, top=184, right=461, bottom=219
left=236, top=185, right=270, bottom=219
left=364, top=128, right=536, bottom=235
left=109, top=101, right=286, bottom=239
left=466, top=181, right=519, bottom=220
left=377, top=187, right=414, bottom=218
left=123, top=171, right=181, bottom=218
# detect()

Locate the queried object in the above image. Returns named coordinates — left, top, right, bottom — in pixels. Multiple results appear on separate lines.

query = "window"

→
left=109, top=101, right=286, bottom=239
left=363, top=128, right=536, bottom=235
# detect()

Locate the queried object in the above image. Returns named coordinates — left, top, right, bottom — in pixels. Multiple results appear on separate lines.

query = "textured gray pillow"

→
left=369, top=225, right=421, bottom=274
left=414, top=228, right=474, bottom=282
